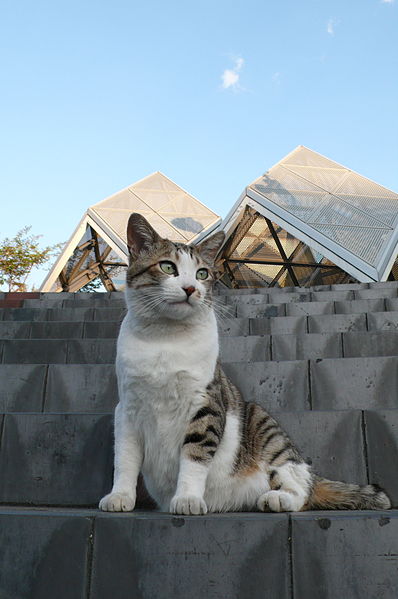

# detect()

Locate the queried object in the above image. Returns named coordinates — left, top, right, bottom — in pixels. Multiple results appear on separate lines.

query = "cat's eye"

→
left=196, top=268, right=209, bottom=280
left=159, top=261, right=178, bottom=276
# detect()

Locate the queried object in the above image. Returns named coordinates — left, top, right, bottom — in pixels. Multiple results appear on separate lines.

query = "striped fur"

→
left=99, top=214, right=391, bottom=515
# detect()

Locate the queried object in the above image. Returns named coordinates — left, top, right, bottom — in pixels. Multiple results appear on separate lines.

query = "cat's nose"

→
left=183, top=286, right=196, bottom=297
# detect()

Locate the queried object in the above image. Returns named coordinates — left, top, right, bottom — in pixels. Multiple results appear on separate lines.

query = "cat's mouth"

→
left=169, top=299, right=192, bottom=306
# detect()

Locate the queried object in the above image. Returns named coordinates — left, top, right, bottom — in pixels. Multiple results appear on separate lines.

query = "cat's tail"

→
left=306, top=476, right=391, bottom=510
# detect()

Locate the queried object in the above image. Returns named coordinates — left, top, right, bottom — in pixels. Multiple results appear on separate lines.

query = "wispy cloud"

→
left=272, top=72, right=281, bottom=85
left=327, top=18, right=338, bottom=35
left=381, top=0, right=394, bottom=4
left=221, top=57, right=245, bottom=91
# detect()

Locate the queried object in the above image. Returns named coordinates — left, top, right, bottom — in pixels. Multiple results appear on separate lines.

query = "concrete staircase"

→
left=0, top=283, right=397, bottom=599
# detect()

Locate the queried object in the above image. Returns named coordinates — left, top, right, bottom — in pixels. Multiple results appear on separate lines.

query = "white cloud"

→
left=327, top=18, right=337, bottom=35
left=272, top=72, right=281, bottom=85
left=381, top=0, right=394, bottom=4
left=221, top=57, right=245, bottom=90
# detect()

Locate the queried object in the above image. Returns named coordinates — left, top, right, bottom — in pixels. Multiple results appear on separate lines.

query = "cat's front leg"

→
left=170, top=403, right=224, bottom=515
left=99, top=403, right=143, bottom=512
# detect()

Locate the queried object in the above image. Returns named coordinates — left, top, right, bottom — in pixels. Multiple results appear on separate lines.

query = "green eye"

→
left=159, top=261, right=178, bottom=275
left=196, top=268, right=209, bottom=280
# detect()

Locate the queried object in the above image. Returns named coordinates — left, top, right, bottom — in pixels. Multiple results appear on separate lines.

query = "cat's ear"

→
left=126, top=213, right=161, bottom=258
left=196, top=230, right=225, bottom=263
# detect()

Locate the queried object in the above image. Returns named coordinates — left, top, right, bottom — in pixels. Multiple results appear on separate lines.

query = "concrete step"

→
left=1, top=507, right=397, bottom=599
left=233, top=297, right=397, bottom=317
left=215, top=281, right=398, bottom=295
left=1, top=355, right=397, bottom=414
left=2, top=295, right=398, bottom=323
left=220, top=286, right=398, bottom=306
left=3, top=311, right=398, bottom=341
left=0, top=410, right=396, bottom=507
left=1, top=330, right=397, bottom=364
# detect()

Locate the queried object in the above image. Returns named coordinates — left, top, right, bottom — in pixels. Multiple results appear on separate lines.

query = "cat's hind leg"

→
left=257, top=462, right=312, bottom=513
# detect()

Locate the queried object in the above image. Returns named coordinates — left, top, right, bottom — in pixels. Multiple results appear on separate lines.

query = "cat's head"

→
left=125, top=213, right=225, bottom=322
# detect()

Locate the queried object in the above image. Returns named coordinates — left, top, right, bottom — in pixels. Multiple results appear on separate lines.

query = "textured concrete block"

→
left=331, top=282, right=368, bottom=290
left=272, top=333, right=342, bottom=361
left=46, top=307, right=95, bottom=321
left=237, top=303, right=286, bottom=318
left=311, top=357, right=398, bottom=411
left=45, top=364, right=118, bottom=412
left=71, top=292, right=110, bottom=301
left=308, top=313, right=366, bottom=333
left=217, top=318, right=250, bottom=336
left=354, top=288, right=397, bottom=300
left=335, top=298, right=385, bottom=314
left=91, top=513, right=290, bottom=599
left=0, top=307, right=48, bottom=321
left=369, top=281, right=398, bottom=289
left=0, top=321, right=31, bottom=339
left=0, top=414, right=113, bottom=505
left=93, top=307, right=126, bottom=321
left=2, top=339, right=68, bottom=364
left=266, top=292, right=312, bottom=304
left=286, top=301, right=334, bottom=316
left=277, top=410, right=367, bottom=482
left=66, top=340, right=117, bottom=364
left=368, top=311, right=398, bottom=331
left=0, top=364, right=47, bottom=412
left=30, top=321, right=84, bottom=339
left=219, top=336, right=270, bottom=362
left=222, top=361, right=310, bottom=411
left=343, top=332, right=398, bottom=358
left=365, top=410, right=398, bottom=507
left=216, top=287, right=258, bottom=296
left=22, top=298, right=65, bottom=308
left=311, top=290, right=354, bottom=302
left=40, top=292, right=75, bottom=300
left=0, top=510, right=91, bottom=599
left=292, top=511, right=398, bottom=599
left=71, top=298, right=126, bottom=308
left=385, top=297, right=398, bottom=312
left=84, top=321, right=121, bottom=338
left=225, top=294, right=267, bottom=307
left=250, top=315, right=307, bottom=336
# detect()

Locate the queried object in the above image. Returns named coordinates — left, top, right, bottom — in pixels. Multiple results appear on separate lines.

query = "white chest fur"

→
left=116, top=310, right=219, bottom=507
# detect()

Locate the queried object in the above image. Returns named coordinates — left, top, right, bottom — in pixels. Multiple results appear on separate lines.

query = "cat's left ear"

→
left=196, top=230, right=225, bottom=263
left=127, top=213, right=162, bottom=258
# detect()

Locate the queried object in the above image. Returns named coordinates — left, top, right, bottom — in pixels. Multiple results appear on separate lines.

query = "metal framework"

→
left=219, top=146, right=398, bottom=288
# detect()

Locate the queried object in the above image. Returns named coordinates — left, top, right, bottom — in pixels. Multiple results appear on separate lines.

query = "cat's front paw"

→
left=99, top=492, right=136, bottom=512
left=170, top=495, right=208, bottom=515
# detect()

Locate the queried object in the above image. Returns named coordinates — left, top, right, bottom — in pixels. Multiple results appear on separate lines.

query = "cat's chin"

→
left=164, top=300, right=199, bottom=321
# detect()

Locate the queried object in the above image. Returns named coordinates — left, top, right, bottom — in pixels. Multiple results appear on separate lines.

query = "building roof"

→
left=222, top=146, right=398, bottom=282
left=41, top=172, right=221, bottom=292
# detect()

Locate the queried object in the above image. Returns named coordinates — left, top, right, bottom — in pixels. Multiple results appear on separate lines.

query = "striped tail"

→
left=306, top=477, right=391, bottom=510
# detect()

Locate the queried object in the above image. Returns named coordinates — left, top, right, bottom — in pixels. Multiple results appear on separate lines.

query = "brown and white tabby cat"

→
left=99, top=213, right=391, bottom=515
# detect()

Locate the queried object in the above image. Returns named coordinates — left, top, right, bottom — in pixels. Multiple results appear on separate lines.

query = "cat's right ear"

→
left=127, top=213, right=161, bottom=258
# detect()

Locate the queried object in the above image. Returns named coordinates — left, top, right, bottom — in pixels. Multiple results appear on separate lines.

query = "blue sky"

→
left=1, top=0, right=397, bottom=288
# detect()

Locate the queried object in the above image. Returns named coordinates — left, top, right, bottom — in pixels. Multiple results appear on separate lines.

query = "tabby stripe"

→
left=191, top=406, right=220, bottom=422
left=270, top=446, right=291, bottom=464
left=128, top=263, right=157, bottom=280
left=262, top=431, right=281, bottom=449
left=269, top=469, right=278, bottom=481
left=200, top=439, right=218, bottom=448
left=206, top=424, right=221, bottom=439
left=183, top=432, right=206, bottom=445
left=255, top=416, right=271, bottom=434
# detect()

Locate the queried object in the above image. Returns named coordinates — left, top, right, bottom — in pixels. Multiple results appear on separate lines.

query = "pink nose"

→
left=183, top=286, right=196, bottom=297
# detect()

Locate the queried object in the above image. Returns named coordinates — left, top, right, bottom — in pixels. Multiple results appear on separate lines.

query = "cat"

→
left=99, top=213, right=391, bottom=515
